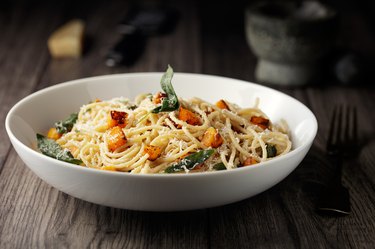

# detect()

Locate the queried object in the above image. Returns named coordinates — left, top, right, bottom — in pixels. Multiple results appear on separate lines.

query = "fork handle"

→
left=328, top=155, right=343, bottom=184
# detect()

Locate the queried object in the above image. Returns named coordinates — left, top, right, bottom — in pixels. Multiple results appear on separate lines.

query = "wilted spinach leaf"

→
left=266, top=144, right=277, bottom=158
left=55, top=112, right=78, bottom=134
left=213, top=162, right=227, bottom=171
left=165, top=149, right=215, bottom=173
left=151, top=65, right=180, bottom=113
left=37, top=134, right=82, bottom=165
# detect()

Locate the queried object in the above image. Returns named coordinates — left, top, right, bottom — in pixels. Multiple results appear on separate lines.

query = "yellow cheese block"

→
left=47, top=19, right=85, bottom=58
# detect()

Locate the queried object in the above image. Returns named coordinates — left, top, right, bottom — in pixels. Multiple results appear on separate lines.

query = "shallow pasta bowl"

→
left=5, top=73, right=317, bottom=211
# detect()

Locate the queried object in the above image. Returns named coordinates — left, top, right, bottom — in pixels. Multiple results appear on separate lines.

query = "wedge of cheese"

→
left=48, top=19, right=85, bottom=58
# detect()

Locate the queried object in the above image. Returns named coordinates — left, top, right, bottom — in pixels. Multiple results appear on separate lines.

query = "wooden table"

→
left=1, top=0, right=374, bottom=248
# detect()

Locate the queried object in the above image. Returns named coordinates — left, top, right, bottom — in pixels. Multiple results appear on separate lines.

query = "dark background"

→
left=1, top=0, right=374, bottom=85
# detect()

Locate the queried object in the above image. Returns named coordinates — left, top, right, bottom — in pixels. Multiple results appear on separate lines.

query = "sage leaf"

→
left=55, top=112, right=78, bottom=134
left=165, top=149, right=215, bottom=173
left=213, top=162, right=227, bottom=171
left=151, top=65, right=180, bottom=113
left=266, top=144, right=277, bottom=158
left=37, top=134, right=82, bottom=165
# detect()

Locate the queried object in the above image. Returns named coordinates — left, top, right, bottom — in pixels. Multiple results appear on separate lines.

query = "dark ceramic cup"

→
left=245, top=1, right=338, bottom=85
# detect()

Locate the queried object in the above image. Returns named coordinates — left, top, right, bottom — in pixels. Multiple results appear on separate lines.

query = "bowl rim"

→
left=5, top=72, right=318, bottom=179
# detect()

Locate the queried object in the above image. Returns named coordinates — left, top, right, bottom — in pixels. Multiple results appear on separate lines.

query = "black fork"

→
left=317, top=105, right=358, bottom=215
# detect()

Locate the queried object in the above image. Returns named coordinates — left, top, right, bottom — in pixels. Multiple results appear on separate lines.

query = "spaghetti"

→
left=42, top=67, right=292, bottom=173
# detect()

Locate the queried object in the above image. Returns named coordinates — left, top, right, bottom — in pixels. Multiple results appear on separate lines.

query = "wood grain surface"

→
left=0, top=0, right=374, bottom=248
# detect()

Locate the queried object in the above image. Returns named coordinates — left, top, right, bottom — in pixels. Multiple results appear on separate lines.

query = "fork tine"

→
left=352, top=106, right=358, bottom=144
left=326, top=106, right=337, bottom=150
left=348, top=106, right=359, bottom=157
left=342, top=106, right=358, bottom=157
left=326, top=106, right=342, bottom=154
left=336, top=105, right=343, bottom=146
left=344, top=105, right=350, bottom=143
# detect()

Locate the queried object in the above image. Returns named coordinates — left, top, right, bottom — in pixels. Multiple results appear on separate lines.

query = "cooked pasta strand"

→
left=55, top=95, right=292, bottom=173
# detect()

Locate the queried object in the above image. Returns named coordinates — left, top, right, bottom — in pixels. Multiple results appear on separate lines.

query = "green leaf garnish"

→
left=128, top=105, right=138, bottom=110
left=151, top=65, right=180, bottom=113
left=213, top=162, right=227, bottom=171
left=165, top=149, right=215, bottom=173
left=37, top=134, right=82, bottom=165
left=266, top=144, right=277, bottom=158
left=55, top=112, right=78, bottom=134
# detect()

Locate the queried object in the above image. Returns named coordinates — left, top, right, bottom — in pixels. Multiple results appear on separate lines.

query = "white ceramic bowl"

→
left=5, top=73, right=317, bottom=211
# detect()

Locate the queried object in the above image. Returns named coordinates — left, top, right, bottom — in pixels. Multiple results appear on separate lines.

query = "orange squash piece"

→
left=106, top=126, right=127, bottom=152
left=216, top=99, right=229, bottom=110
left=108, top=110, right=128, bottom=128
left=243, top=156, right=258, bottom=166
left=178, top=106, right=201, bottom=126
left=47, top=127, right=62, bottom=140
left=144, top=145, right=162, bottom=161
left=201, top=127, right=223, bottom=148
left=250, top=116, right=270, bottom=130
left=153, top=92, right=167, bottom=104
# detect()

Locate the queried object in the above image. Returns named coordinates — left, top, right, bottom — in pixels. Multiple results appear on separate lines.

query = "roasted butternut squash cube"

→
left=250, top=116, right=270, bottom=130
left=216, top=99, right=229, bottom=110
left=201, top=127, right=223, bottom=148
left=47, top=127, right=62, bottom=140
left=106, top=126, right=127, bottom=151
left=153, top=92, right=167, bottom=104
left=178, top=107, right=201, bottom=126
left=107, top=116, right=117, bottom=129
left=144, top=145, right=162, bottom=161
left=108, top=110, right=128, bottom=128
left=243, top=156, right=257, bottom=166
